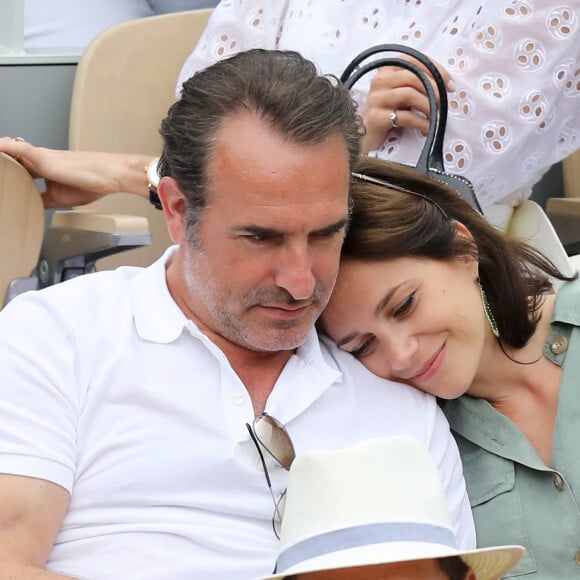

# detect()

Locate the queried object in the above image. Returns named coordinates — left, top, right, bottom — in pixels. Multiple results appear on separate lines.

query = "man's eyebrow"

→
left=235, top=218, right=348, bottom=237
left=315, top=218, right=349, bottom=235
left=236, top=225, right=281, bottom=237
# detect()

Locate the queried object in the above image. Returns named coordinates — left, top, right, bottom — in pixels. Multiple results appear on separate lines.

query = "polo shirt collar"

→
left=130, top=246, right=189, bottom=344
left=128, top=247, right=343, bottom=388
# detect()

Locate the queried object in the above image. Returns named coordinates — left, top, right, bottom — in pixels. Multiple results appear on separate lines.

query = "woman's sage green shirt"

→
left=444, top=280, right=580, bottom=578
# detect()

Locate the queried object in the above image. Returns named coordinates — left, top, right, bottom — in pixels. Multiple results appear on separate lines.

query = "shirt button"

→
left=232, top=394, right=245, bottom=405
left=553, top=473, right=565, bottom=491
left=550, top=336, right=568, bottom=355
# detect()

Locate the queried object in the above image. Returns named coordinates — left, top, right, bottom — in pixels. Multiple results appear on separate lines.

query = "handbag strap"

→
left=339, top=44, right=448, bottom=175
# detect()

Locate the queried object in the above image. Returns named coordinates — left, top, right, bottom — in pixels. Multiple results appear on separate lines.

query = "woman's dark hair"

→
left=343, top=156, right=574, bottom=350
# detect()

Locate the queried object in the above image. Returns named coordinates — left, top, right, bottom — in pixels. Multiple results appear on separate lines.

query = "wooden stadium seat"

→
left=68, top=8, right=212, bottom=269
left=546, top=150, right=580, bottom=255
left=0, top=153, right=44, bottom=306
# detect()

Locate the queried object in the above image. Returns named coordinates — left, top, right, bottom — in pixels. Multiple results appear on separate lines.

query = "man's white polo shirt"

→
left=0, top=247, right=474, bottom=579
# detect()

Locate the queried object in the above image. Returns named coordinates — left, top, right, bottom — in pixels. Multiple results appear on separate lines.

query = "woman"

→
left=3, top=1, right=578, bottom=217
left=318, top=156, right=579, bottom=578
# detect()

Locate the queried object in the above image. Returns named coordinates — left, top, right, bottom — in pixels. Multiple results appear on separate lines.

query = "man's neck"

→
left=165, top=251, right=295, bottom=414
left=219, top=342, right=293, bottom=415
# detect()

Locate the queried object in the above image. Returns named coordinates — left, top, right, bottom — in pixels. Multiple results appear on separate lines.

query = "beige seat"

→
left=0, top=153, right=44, bottom=306
left=546, top=150, right=580, bottom=254
left=68, top=8, right=212, bottom=270
left=0, top=151, right=151, bottom=307
left=506, top=199, right=576, bottom=289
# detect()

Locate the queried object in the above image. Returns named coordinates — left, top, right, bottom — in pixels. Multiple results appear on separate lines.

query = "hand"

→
left=0, top=137, right=153, bottom=209
left=360, top=54, right=455, bottom=154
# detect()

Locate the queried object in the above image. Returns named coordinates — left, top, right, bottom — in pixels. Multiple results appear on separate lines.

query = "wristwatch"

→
left=146, top=157, right=162, bottom=210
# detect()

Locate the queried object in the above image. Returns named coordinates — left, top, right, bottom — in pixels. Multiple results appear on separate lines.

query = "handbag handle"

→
left=340, top=44, right=447, bottom=174
left=340, top=44, right=483, bottom=215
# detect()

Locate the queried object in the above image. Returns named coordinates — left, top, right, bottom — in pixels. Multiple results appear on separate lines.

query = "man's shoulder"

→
left=318, top=334, right=431, bottom=401
left=1, top=265, right=146, bottom=330
left=26, top=265, right=140, bottom=303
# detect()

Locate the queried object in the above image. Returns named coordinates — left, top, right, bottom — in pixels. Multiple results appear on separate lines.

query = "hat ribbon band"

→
left=274, top=522, right=457, bottom=573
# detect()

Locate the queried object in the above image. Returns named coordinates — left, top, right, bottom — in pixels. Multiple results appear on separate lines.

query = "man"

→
left=0, top=50, right=474, bottom=579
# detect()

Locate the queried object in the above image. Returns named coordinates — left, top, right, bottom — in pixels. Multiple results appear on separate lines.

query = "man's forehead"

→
left=209, top=110, right=349, bottom=170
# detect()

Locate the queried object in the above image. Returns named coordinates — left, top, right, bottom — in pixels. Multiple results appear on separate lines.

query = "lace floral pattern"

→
left=178, top=0, right=580, bottom=207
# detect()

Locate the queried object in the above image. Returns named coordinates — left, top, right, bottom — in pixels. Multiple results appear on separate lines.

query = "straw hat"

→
left=260, top=436, right=524, bottom=579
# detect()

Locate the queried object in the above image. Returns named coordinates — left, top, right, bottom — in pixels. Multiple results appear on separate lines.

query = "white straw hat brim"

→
left=261, top=540, right=525, bottom=579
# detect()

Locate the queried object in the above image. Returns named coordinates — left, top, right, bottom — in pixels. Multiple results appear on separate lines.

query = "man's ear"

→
left=158, top=176, right=187, bottom=244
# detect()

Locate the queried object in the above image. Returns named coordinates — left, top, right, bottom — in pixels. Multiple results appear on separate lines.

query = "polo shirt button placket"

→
left=232, top=394, right=245, bottom=406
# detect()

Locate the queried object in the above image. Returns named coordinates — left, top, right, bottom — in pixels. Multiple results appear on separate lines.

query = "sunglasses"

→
left=246, top=413, right=296, bottom=539
left=351, top=171, right=449, bottom=219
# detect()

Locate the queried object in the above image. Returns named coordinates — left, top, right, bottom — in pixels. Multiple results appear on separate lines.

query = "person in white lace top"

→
left=179, top=0, right=580, bottom=211
left=1, top=1, right=578, bottom=222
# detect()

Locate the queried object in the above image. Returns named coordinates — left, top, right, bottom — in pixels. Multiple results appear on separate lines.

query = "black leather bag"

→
left=340, top=44, right=483, bottom=215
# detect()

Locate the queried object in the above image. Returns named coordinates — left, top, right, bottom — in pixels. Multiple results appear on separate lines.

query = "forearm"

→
left=429, top=405, right=476, bottom=550
left=0, top=136, right=157, bottom=208
left=114, top=153, right=156, bottom=198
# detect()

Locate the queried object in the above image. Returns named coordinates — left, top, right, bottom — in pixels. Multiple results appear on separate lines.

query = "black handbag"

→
left=340, top=44, right=483, bottom=215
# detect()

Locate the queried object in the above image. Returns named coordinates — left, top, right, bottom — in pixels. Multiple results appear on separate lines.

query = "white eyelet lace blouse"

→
left=178, top=0, right=580, bottom=209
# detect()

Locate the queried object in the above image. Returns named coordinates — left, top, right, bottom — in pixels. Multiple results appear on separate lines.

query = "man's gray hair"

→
left=158, top=49, right=364, bottom=240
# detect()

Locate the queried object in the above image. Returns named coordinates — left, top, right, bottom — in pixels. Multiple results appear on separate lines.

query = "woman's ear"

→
left=452, top=220, right=479, bottom=277
left=157, top=176, right=187, bottom=244
left=452, top=220, right=474, bottom=242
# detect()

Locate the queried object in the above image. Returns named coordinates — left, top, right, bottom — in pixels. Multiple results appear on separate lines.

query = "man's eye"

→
left=312, top=227, right=346, bottom=241
left=244, top=233, right=276, bottom=243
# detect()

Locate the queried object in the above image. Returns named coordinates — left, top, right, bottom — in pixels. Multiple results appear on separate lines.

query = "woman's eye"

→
left=393, top=291, right=416, bottom=318
left=350, top=338, right=374, bottom=358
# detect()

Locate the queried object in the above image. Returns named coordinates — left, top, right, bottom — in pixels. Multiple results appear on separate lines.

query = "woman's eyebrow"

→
left=375, top=282, right=405, bottom=316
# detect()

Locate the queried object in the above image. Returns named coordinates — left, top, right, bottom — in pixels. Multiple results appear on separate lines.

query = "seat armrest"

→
left=51, top=210, right=149, bottom=234
left=37, top=210, right=152, bottom=288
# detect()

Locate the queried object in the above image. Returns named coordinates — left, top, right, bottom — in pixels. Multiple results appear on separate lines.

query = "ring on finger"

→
left=12, top=136, right=26, bottom=143
left=389, top=110, right=399, bottom=129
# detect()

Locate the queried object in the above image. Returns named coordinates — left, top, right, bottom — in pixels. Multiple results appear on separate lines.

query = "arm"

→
left=0, top=476, right=73, bottom=579
left=0, top=295, right=83, bottom=576
left=427, top=402, right=476, bottom=550
left=0, top=137, right=154, bottom=208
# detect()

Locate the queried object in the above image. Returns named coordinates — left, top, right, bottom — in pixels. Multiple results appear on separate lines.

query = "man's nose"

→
left=273, top=243, right=316, bottom=301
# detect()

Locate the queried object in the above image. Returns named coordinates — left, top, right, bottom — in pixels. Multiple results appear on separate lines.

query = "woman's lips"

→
left=410, top=342, right=446, bottom=383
